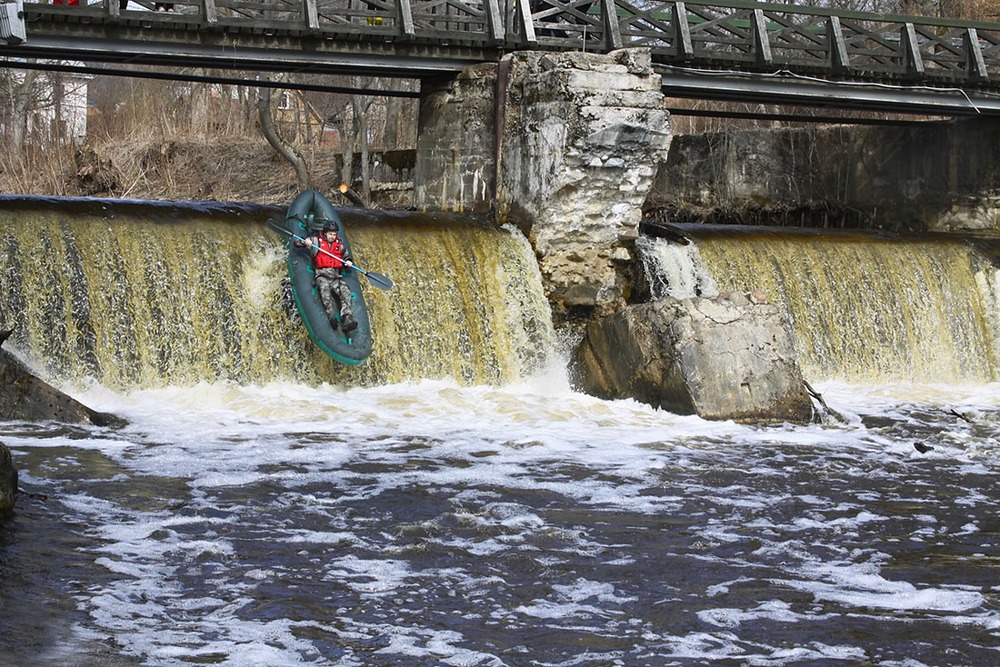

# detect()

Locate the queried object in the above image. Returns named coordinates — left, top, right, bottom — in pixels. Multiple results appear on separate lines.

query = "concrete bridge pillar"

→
left=415, top=48, right=672, bottom=318
left=414, top=64, right=498, bottom=215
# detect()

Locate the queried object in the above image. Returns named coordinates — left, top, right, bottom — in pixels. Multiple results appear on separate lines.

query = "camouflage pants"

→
left=315, top=268, right=354, bottom=323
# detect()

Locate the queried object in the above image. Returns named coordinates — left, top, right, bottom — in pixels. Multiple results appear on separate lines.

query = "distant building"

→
left=51, top=70, right=91, bottom=141
left=274, top=89, right=336, bottom=147
left=6, top=67, right=91, bottom=143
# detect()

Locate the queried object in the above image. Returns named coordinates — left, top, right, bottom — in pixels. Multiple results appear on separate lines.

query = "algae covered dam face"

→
left=638, top=225, right=1000, bottom=386
left=0, top=197, right=558, bottom=390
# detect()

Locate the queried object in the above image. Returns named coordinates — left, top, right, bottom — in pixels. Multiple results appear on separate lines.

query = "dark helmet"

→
left=322, top=222, right=337, bottom=233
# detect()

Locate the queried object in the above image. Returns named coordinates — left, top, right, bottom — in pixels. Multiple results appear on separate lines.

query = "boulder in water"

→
left=576, top=294, right=813, bottom=423
left=0, top=341, right=124, bottom=428
left=0, top=332, right=125, bottom=519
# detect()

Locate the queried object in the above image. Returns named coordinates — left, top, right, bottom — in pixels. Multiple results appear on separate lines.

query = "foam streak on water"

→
left=2, top=378, right=1000, bottom=666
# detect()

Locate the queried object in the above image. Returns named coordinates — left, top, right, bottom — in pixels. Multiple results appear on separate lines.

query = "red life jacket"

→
left=314, top=235, right=348, bottom=270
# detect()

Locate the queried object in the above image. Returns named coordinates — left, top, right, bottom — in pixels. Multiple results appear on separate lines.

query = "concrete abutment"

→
left=646, top=119, right=1000, bottom=233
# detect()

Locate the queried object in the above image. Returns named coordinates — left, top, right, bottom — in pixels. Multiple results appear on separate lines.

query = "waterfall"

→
left=637, top=236, right=719, bottom=300
left=0, top=198, right=556, bottom=389
left=639, top=226, right=1000, bottom=384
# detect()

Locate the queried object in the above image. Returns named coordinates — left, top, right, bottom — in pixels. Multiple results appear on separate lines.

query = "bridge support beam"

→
left=415, top=48, right=672, bottom=319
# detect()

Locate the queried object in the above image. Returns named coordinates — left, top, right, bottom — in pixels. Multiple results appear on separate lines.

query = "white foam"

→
left=9, top=378, right=1000, bottom=665
left=375, top=630, right=505, bottom=666
left=788, top=562, right=985, bottom=612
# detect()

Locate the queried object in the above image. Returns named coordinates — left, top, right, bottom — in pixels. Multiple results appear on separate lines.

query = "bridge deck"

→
left=6, top=0, right=1000, bottom=114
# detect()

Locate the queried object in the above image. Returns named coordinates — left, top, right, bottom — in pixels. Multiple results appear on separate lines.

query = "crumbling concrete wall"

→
left=648, top=119, right=1000, bottom=232
left=414, top=48, right=672, bottom=317
left=413, top=66, right=498, bottom=214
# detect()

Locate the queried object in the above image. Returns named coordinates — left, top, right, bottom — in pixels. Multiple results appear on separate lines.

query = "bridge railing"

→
left=609, top=0, right=1000, bottom=84
left=17, top=0, right=1000, bottom=86
left=513, top=0, right=1000, bottom=85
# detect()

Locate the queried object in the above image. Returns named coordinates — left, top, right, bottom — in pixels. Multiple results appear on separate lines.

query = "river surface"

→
left=1, top=374, right=999, bottom=666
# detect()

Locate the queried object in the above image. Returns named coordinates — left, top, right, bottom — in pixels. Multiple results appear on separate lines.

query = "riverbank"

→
left=3, top=138, right=382, bottom=207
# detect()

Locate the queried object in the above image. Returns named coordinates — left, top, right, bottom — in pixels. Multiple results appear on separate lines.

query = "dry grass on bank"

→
left=1, top=138, right=345, bottom=205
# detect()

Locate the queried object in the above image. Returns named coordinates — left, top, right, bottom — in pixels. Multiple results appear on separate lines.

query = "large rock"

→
left=0, top=443, right=16, bottom=518
left=576, top=294, right=812, bottom=423
left=0, top=344, right=124, bottom=427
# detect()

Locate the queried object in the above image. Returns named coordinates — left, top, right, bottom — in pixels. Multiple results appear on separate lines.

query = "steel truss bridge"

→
left=6, top=0, right=1000, bottom=117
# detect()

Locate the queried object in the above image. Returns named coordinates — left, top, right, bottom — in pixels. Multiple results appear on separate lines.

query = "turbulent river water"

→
left=1, top=200, right=999, bottom=665
left=2, top=376, right=999, bottom=666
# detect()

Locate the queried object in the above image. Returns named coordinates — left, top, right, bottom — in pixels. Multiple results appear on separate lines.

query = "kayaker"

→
left=295, top=222, right=359, bottom=333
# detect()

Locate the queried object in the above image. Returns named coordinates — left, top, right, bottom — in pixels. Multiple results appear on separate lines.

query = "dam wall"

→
left=14, top=54, right=1000, bottom=419
left=0, top=199, right=556, bottom=390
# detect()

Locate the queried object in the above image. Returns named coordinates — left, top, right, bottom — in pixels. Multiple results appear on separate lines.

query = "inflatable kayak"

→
left=273, top=189, right=374, bottom=365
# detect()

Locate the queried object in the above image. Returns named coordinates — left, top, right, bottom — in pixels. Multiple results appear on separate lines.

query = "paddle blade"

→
left=364, top=271, right=394, bottom=291
left=267, top=220, right=292, bottom=237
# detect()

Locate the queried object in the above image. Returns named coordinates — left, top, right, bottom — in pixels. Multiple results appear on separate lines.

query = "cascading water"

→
left=3, top=199, right=1000, bottom=667
left=639, top=226, right=1000, bottom=384
left=0, top=198, right=556, bottom=389
left=636, top=235, right=719, bottom=301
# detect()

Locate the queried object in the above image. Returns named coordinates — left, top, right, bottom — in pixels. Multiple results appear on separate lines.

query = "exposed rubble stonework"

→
left=413, top=48, right=671, bottom=317
left=495, top=48, right=672, bottom=318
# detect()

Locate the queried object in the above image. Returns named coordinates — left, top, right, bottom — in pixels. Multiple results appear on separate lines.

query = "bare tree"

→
left=257, top=83, right=310, bottom=189
left=350, top=89, right=375, bottom=203
left=2, top=68, right=40, bottom=155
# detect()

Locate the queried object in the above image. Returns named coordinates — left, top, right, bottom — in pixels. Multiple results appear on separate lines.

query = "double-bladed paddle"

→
left=268, top=220, right=394, bottom=291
